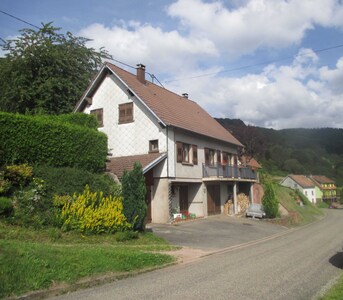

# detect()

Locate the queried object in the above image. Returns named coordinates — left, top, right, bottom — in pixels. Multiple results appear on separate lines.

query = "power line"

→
left=108, top=57, right=136, bottom=70
left=0, top=9, right=40, bottom=30
left=164, top=43, right=343, bottom=83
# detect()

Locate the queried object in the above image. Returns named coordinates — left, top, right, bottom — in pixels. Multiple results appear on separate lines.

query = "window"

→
left=183, top=144, right=190, bottom=163
left=119, top=102, right=133, bottom=124
left=149, top=140, right=159, bottom=153
left=205, top=148, right=216, bottom=166
left=222, top=152, right=231, bottom=165
left=90, top=108, right=103, bottom=127
left=176, top=142, right=197, bottom=165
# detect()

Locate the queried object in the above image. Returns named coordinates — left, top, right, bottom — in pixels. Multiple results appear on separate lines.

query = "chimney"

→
left=136, top=64, right=146, bottom=84
left=182, top=93, right=189, bottom=99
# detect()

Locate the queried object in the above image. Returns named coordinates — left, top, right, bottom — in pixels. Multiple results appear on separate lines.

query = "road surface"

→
left=53, top=210, right=343, bottom=300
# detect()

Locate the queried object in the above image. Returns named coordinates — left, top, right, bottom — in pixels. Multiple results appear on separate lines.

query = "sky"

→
left=1, top=0, right=343, bottom=129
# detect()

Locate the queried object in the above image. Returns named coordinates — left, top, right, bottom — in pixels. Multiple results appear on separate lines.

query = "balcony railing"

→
left=202, top=163, right=257, bottom=180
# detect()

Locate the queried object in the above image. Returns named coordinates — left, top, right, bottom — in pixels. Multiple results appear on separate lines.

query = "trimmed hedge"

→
left=45, top=113, right=99, bottom=130
left=33, top=165, right=120, bottom=199
left=0, top=112, right=107, bottom=172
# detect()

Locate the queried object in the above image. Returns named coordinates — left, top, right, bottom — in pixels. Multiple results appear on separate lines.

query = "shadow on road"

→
left=329, top=251, right=343, bottom=269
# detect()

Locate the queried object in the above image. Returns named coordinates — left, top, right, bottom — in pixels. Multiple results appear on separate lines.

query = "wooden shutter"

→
left=192, top=145, right=198, bottom=165
left=119, top=103, right=133, bottom=123
left=176, top=142, right=183, bottom=163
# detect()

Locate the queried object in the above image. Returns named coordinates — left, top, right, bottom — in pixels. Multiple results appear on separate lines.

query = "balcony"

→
left=202, top=163, right=257, bottom=181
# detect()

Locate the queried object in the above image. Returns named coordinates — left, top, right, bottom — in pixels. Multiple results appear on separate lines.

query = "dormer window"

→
left=119, top=102, right=133, bottom=124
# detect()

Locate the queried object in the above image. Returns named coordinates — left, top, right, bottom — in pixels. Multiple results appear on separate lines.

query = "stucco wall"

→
left=152, top=178, right=170, bottom=223
left=84, top=75, right=167, bottom=158
left=173, top=129, right=238, bottom=180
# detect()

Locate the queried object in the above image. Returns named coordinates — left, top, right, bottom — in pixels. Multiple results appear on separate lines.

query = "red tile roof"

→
left=240, top=156, right=262, bottom=169
left=289, top=175, right=315, bottom=188
left=103, top=63, right=243, bottom=146
left=106, top=152, right=166, bottom=178
left=310, top=175, right=335, bottom=185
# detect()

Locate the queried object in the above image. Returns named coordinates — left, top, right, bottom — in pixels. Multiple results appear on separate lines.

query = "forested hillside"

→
left=216, top=118, right=343, bottom=186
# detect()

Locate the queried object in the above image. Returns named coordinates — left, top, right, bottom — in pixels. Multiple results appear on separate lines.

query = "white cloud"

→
left=168, top=0, right=343, bottom=58
left=78, top=22, right=217, bottom=76
left=319, top=57, right=343, bottom=94
left=76, top=0, right=343, bottom=129
left=167, top=51, right=343, bottom=129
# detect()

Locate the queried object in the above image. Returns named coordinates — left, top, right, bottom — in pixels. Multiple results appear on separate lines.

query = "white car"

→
left=246, top=203, right=266, bottom=219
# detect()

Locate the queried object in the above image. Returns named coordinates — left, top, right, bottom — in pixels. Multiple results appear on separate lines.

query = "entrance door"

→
left=179, top=186, right=189, bottom=214
left=207, top=185, right=221, bottom=215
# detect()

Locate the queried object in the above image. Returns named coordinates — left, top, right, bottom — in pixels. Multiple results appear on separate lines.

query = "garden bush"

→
left=122, top=162, right=147, bottom=231
left=33, top=165, right=120, bottom=199
left=262, top=179, right=280, bottom=218
left=60, top=185, right=131, bottom=234
left=0, top=112, right=107, bottom=172
left=0, top=197, right=13, bottom=217
left=11, top=178, right=57, bottom=227
left=3, top=164, right=33, bottom=187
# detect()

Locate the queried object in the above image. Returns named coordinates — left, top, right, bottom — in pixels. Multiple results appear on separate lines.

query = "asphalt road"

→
left=52, top=210, right=343, bottom=300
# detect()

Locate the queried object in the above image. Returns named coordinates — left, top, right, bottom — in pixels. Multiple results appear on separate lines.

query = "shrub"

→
left=122, top=162, right=147, bottom=231
left=262, top=180, right=280, bottom=218
left=12, top=178, right=52, bottom=227
left=53, top=113, right=99, bottom=130
left=4, top=164, right=33, bottom=187
left=60, top=185, right=131, bottom=234
left=33, top=165, right=120, bottom=199
left=0, top=178, right=11, bottom=196
left=0, top=112, right=107, bottom=172
left=0, top=197, right=13, bottom=217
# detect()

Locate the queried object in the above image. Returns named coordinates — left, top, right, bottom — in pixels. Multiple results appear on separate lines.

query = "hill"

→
left=216, top=118, right=343, bottom=186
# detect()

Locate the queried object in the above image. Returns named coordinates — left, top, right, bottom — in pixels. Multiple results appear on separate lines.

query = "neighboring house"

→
left=75, top=63, right=259, bottom=223
left=280, top=175, right=317, bottom=203
left=309, top=175, right=337, bottom=203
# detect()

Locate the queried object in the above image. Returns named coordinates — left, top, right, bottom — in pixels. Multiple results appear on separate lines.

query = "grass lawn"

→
left=274, top=185, right=324, bottom=226
left=0, top=221, right=177, bottom=299
left=321, top=275, right=343, bottom=299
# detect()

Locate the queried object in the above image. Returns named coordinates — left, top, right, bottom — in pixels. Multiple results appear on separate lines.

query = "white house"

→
left=75, top=63, right=259, bottom=223
left=280, top=175, right=317, bottom=203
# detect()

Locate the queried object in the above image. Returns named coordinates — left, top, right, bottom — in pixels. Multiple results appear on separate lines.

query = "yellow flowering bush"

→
left=60, top=185, right=131, bottom=234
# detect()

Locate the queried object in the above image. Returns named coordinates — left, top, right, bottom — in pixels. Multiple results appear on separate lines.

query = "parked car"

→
left=246, top=203, right=266, bottom=219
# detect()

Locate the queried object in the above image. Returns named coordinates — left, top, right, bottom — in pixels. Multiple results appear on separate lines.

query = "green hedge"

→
left=33, top=165, right=120, bottom=199
left=0, top=112, right=107, bottom=172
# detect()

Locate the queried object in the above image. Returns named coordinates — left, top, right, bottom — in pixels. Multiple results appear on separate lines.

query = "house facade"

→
left=75, top=63, right=258, bottom=223
left=280, top=175, right=317, bottom=203
left=309, top=175, right=337, bottom=203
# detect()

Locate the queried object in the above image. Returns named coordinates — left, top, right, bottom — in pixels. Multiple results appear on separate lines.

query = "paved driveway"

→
left=147, top=214, right=288, bottom=250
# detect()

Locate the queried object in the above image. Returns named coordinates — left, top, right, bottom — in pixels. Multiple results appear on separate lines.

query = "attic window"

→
left=119, top=102, right=133, bottom=124
left=149, top=140, right=159, bottom=153
left=90, top=108, right=103, bottom=127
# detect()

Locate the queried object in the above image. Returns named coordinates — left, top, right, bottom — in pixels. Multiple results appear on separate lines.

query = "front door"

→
left=179, top=186, right=189, bottom=214
left=207, top=185, right=221, bottom=215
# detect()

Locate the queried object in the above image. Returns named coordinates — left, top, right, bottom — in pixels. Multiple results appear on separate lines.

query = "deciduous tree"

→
left=0, top=23, right=110, bottom=114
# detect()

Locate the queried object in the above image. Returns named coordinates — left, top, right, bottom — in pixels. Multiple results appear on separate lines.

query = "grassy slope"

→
left=0, top=222, right=177, bottom=299
left=274, top=183, right=324, bottom=226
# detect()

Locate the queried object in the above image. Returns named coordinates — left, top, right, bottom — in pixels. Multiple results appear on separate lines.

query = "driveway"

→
left=147, top=214, right=288, bottom=251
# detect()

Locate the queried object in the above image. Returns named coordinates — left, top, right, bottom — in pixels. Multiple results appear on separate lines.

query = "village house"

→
left=74, top=63, right=259, bottom=223
left=280, top=175, right=317, bottom=203
left=309, top=175, right=337, bottom=203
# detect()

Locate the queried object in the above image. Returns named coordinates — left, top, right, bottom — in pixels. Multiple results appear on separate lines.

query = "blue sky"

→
left=1, top=0, right=343, bottom=129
